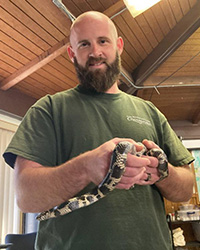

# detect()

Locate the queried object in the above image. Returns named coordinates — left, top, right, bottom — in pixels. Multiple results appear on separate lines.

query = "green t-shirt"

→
left=3, top=85, right=194, bottom=250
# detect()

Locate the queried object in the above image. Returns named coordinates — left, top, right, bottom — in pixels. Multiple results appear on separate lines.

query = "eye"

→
left=78, top=41, right=90, bottom=49
left=81, top=42, right=88, bottom=47
left=100, top=39, right=106, bottom=44
left=100, top=39, right=108, bottom=45
left=99, top=37, right=111, bottom=46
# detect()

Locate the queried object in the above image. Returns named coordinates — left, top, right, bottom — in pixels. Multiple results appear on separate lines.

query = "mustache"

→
left=85, top=57, right=110, bottom=68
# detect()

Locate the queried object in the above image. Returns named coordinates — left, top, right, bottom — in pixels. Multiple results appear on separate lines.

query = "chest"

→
left=54, top=98, right=158, bottom=164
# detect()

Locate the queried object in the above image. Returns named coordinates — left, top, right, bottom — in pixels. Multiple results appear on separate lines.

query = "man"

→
left=3, top=11, right=194, bottom=250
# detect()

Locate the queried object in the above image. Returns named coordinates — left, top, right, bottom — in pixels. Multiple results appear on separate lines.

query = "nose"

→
left=89, top=43, right=102, bottom=58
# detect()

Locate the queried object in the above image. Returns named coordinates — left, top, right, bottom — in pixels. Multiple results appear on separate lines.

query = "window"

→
left=0, top=112, right=22, bottom=243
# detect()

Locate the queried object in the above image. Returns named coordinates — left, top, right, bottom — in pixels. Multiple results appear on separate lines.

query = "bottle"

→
left=171, top=206, right=175, bottom=221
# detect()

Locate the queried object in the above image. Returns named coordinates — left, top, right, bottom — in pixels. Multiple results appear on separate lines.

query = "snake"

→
left=36, top=141, right=168, bottom=221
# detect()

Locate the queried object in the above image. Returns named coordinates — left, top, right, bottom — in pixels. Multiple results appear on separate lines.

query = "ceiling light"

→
left=123, top=0, right=161, bottom=18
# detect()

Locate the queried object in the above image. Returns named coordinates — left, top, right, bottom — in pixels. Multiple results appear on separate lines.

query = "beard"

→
left=73, top=53, right=121, bottom=93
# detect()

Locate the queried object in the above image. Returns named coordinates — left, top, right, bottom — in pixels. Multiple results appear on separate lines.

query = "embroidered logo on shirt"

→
left=126, top=116, right=152, bottom=126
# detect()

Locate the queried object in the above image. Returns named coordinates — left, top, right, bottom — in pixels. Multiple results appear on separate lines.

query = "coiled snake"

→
left=37, top=141, right=168, bottom=221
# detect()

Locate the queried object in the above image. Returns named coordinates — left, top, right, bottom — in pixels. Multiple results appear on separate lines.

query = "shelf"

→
left=167, top=218, right=200, bottom=249
left=186, top=241, right=200, bottom=246
left=175, top=241, right=200, bottom=249
left=171, top=220, right=200, bottom=224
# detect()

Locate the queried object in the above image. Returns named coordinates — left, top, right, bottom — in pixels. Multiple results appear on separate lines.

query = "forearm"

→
left=14, top=138, right=122, bottom=213
left=14, top=152, right=92, bottom=213
left=156, top=163, right=194, bottom=202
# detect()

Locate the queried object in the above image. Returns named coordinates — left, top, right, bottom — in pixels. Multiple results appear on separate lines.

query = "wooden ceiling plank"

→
left=103, top=0, right=125, bottom=18
left=29, top=72, right=66, bottom=92
left=70, top=0, right=92, bottom=13
left=84, top=0, right=105, bottom=12
left=172, top=50, right=200, bottom=57
left=0, top=7, right=50, bottom=51
left=0, top=37, right=69, bottom=90
left=143, top=8, right=164, bottom=43
left=134, top=14, right=159, bottom=49
left=0, top=58, right=60, bottom=94
left=152, top=3, right=171, bottom=36
left=114, top=15, right=146, bottom=61
left=0, top=68, right=10, bottom=78
left=56, top=56, right=76, bottom=74
left=0, top=60, right=16, bottom=74
left=0, top=41, right=30, bottom=65
left=120, top=53, right=136, bottom=72
left=131, top=0, right=200, bottom=89
left=115, top=16, right=143, bottom=65
left=24, top=76, right=60, bottom=95
left=189, top=0, right=198, bottom=8
left=26, top=0, right=71, bottom=37
left=0, top=31, right=36, bottom=60
left=99, top=0, right=115, bottom=10
left=1, top=21, right=43, bottom=56
left=136, top=86, right=200, bottom=121
left=2, top=56, right=69, bottom=95
left=42, top=64, right=76, bottom=87
left=159, top=0, right=177, bottom=29
left=0, top=52, right=23, bottom=70
left=37, top=67, right=76, bottom=90
left=179, top=0, right=190, bottom=15
left=121, top=11, right=152, bottom=55
left=15, top=83, right=46, bottom=99
left=167, top=0, right=183, bottom=23
left=9, top=0, right=65, bottom=41
left=1, top=1, right=57, bottom=46
left=62, top=0, right=82, bottom=17
left=49, top=60, right=77, bottom=82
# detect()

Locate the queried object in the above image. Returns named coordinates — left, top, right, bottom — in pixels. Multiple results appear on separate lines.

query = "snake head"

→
left=116, top=141, right=133, bottom=154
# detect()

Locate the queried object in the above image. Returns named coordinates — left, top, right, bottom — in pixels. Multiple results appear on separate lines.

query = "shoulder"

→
left=31, top=87, right=79, bottom=110
left=122, top=92, right=163, bottom=113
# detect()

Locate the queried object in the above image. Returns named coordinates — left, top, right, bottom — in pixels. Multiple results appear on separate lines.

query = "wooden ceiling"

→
left=0, top=0, right=200, bottom=123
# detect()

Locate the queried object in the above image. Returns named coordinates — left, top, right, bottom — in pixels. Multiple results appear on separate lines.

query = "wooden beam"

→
left=103, top=0, right=125, bottom=18
left=138, top=75, right=200, bottom=86
left=0, top=37, right=69, bottom=90
left=130, top=0, right=200, bottom=92
left=192, top=109, right=200, bottom=124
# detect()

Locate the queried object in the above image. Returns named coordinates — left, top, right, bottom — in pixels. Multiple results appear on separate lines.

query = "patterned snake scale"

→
left=37, top=141, right=168, bottom=221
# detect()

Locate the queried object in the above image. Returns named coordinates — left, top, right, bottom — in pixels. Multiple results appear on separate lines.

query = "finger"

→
left=116, top=168, right=146, bottom=189
left=123, top=166, right=146, bottom=177
left=142, top=155, right=159, bottom=169
left=127, top=154, right=151, bottom=168
left=136, top=174, right=160, bottom=185
left=142, top=139, right=159, bottom=149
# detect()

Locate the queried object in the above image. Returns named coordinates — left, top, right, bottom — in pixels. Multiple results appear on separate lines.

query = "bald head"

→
left=69, top=11, right=118, bottom=44
left=67, top=10, right=124, bottom=76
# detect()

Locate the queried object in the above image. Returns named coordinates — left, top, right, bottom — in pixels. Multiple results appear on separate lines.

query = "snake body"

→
left=37, top=141, right=168, bottom=221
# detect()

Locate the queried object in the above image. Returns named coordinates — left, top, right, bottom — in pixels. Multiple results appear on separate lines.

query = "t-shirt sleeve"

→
left=161, top=117, right=194, bottom=166
left=145, top=101, right=194, bottom=166
left=3, top=97, right=57, bottom=168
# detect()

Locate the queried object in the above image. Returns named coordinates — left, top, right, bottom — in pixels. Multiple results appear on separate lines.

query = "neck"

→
left=105, top=82, right=121, bottom=94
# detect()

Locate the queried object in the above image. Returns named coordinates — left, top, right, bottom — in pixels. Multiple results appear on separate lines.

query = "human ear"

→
left=117, top=37, right=124, bottom=55
left=67, top=45, right=75, bottom=63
